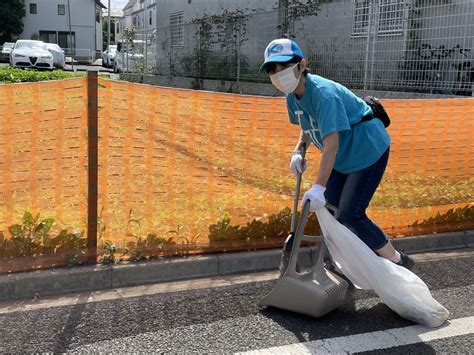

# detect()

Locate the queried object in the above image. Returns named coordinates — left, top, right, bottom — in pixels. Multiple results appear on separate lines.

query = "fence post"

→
left=87, top=71, right=99, bottom=263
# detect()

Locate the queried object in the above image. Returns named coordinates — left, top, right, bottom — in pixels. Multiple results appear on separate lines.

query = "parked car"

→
left=114, top=40, right=144, bottom=73
left=102, top=45, right=117, bottom=68
left=1, top=42, right=15, bottom=62
left=10, top=40, right=54, bottom=70
left=45, top=43, right=65, bottom=68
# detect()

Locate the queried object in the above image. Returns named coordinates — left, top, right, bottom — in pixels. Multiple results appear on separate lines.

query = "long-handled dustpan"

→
left=277, top=143, right=308, bottom=277
left=259, top=158, right=348, bottom=318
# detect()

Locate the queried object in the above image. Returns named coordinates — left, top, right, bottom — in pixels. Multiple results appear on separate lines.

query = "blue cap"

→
left=259, top=38, right=304, bottom=73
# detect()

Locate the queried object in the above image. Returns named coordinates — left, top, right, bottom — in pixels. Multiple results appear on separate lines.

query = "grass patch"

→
left=374, top=176, right=473, bottom=208
left=0, top=65, right=84, bottom=83
left=259, top=175, right=473, bottom=209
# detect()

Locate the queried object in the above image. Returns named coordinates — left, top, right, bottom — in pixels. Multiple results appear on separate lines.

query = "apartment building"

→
left=20, top=0, right=106, bottom=61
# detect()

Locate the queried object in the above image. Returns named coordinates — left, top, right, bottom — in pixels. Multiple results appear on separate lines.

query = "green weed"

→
left=0, top=66, right=84, bottom=83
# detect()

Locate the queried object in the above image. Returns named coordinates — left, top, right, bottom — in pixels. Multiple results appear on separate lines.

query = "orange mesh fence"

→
left=98, top=79, right=302, bottom=249
left=98, top=79, right=473, bottom=251
left=0, top=77, right=472, bottom=272
left=0, top=78, right=89, bottom=272
left=369, top=99, right=473, bottom=236
left=0, top=78, right=88, bottom=230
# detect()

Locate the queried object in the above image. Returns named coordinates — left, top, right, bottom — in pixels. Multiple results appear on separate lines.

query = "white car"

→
left=102, top=45, right=117, bottom=68
left=114, top=40, right=144, bottom=73
left=45, top=43, right=65, bottom=69
left=10, top=40, right=54, bottom=70
left=1, top=42, right=15, bottom=62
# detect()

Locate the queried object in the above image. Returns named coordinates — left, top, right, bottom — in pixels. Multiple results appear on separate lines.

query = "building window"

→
left=378, top=0, right=405, bottom=34
left=96, top=6, right=101, bottom=23
left=149, top=11, right=153, bottom=26
left=39, top=31, right=58, bottom=44
left=58, top=31, right=75, bottom=55
left=58, top=4, right=65, bottom=15
left=170, top=11, right=184, bottom=47
left=353, top=0, right=370, bottom=36
left=30, top=3, right=37, bottom=14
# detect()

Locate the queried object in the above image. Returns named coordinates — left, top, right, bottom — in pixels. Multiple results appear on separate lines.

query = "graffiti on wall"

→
left=401, top=43, right=473, bottom=95
left=417, top=43, right=470, bottom=61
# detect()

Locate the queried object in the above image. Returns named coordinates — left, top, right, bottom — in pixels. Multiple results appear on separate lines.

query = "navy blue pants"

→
left=325, top=148, right=390, bottom=250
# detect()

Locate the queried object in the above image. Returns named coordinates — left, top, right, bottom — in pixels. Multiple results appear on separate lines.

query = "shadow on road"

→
left=258, top=289, right=437, bottom=353
left=52, top=293, right=91, bottom=353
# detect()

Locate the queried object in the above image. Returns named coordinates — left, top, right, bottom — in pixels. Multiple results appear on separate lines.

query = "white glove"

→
left=289, top=150, right=307, bottom=175
left=302, top=184, right=326, bottom=211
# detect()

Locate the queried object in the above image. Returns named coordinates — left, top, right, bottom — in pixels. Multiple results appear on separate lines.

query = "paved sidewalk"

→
left=0, top=230, right=472, bottom=302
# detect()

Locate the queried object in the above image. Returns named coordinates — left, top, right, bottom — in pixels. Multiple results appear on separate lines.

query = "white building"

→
left=119, top=0, right=157, bottom=41
left=20, top=0, right=106, bottom=62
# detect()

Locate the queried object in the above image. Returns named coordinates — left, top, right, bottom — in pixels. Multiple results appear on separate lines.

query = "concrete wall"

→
left=120, top=73, right=458, bottom=99
left=156, top=0, right=276, bottom=25
left=20, top=0, right=103, bottom=60
left=150, top=0, right=473, bottom=95
left=154, top=0, right=278, bottom=76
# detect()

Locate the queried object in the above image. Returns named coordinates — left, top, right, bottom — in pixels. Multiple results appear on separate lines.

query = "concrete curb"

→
left=1, top=230, right=472, bottom=302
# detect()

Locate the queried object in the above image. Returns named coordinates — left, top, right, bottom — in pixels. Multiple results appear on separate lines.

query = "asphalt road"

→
left=0, top=249, right=472, bottom=353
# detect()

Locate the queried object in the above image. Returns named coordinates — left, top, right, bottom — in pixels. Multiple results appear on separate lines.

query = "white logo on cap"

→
left=268, top=44, right=284, bottom=55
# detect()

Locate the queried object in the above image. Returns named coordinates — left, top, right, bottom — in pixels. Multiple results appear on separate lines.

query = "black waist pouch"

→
left=360, top=96, right=391, bottom=128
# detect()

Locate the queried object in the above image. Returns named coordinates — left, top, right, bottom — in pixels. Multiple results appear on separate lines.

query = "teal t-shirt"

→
left=286, top=74, right=391, bottom=174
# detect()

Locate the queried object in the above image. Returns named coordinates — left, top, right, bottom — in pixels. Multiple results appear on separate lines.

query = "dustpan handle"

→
left=287, top=200, right=340, bottom=276
left=287, top=198, right=312, bottom=275
left=290, top=143, right=307, bottom=234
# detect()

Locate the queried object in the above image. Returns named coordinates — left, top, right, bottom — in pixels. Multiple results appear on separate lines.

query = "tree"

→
left=122, top=25, right=136, bottom=45
left=211, top=9, right=252, bottom=83
left=277, top=0, right=322, bottom=38
left=187, top=12, right=214, bottom=88
left=0, top=0, right=26, bottom=44
left=183, top=8, right=257, bottom=88
left=102, top=17, right=116, bottom=50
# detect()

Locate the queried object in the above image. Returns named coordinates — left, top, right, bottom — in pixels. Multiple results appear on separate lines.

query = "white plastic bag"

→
left=316, top=208, right=450, bottom=328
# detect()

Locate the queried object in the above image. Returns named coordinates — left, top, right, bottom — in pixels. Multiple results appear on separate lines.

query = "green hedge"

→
left=0, top=65, right=85, bottom=83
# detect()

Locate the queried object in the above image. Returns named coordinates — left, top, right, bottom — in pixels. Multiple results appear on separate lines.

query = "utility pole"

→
left=108, top=0, right=111, bottom=48
left=67, top=0, right=74, bottom=71
left=144, top=0, right=148, bottom=75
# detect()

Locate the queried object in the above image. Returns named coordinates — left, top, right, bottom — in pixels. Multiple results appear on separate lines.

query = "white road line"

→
left=238, top=316, right=474, bottom=354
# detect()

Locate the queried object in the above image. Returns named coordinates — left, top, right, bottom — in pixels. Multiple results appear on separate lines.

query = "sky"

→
left=101, top=0, right=128, bottom=11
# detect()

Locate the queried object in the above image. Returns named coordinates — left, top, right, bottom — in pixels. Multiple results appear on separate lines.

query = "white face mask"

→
left=270, top=63, right=301, bottom=94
